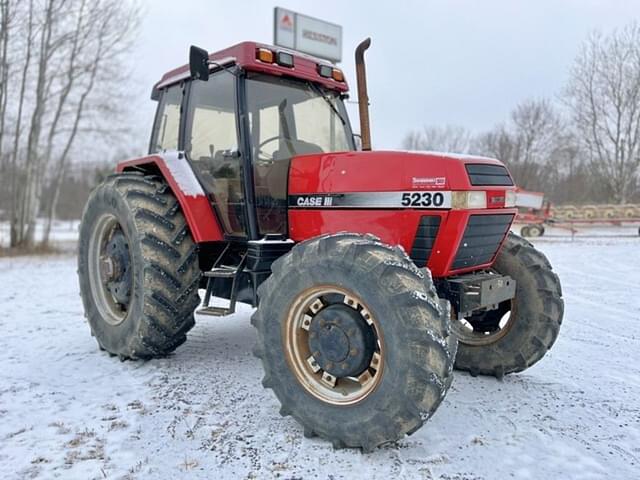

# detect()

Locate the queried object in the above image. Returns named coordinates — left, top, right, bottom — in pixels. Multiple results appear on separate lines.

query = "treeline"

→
left=0, top=160, right=112, bottom=222
left=0, top=0, right=140, bottom=249
left=403, top=23, right=640, bottom=205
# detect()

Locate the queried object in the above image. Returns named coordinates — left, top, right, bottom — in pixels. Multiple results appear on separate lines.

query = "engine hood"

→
left=288, top=150, right=513, bottom=194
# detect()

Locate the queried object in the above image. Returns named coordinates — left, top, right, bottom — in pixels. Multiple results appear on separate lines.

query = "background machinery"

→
left=514, top=189, right=640, bottom=237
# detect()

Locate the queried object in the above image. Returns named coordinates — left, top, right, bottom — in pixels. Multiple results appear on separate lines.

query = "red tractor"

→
left=78, top=39, right=563, bottom=451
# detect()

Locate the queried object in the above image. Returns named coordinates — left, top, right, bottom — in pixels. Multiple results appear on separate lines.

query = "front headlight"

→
left=452, top=191, right=487, bottom=209
left=505, top=190, right=517, bottom=208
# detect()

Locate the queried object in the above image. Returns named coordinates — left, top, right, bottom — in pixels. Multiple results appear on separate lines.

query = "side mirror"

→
left=190, top=45, right=210, bottom=81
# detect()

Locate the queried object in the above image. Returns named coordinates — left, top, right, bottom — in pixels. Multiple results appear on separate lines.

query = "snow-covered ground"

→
left=1, top=235, right=639, bottom=479
left=512, top=223, right=640, bottom=238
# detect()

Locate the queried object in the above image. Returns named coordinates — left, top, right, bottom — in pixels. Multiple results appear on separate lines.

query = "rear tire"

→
left=78, top=173, right=200, bottom=359
left=252, top=233, right=456, bottom=452
left=453, top=233, right=563, bottom=378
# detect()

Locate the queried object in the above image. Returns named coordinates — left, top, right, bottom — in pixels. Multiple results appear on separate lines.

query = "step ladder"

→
left=196, top=247, right=246, bottom=317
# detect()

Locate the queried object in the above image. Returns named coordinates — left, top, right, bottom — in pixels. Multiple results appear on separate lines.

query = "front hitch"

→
left=437, top=272, right=516, bottom=319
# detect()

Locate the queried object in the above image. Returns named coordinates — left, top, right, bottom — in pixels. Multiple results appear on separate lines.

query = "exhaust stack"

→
left=355, top=38, right=372, bottom=151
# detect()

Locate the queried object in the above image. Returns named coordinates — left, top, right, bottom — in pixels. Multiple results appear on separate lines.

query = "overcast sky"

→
left=130, top=0, right=640, bottom=150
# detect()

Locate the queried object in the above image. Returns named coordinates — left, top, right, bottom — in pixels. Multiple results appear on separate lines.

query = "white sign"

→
left=274, top=7, right=342, bottom=63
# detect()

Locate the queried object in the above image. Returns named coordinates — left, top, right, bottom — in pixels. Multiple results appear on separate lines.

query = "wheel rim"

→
left=452, top=299, right=515, bottom=346
left=87, top=214, right=133, bottom=325
left=283, top=286, right=384, bottom=405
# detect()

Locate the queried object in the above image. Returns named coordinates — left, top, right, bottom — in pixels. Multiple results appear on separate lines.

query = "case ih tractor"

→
left=78, top=39, right=563, bottom=451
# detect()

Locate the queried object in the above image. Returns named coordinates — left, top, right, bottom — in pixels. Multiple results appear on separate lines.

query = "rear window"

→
left=150, top=85, right=182, bottom=153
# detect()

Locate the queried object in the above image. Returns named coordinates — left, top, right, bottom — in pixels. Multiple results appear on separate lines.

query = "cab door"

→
left=183, top=73, right=247, bottom=237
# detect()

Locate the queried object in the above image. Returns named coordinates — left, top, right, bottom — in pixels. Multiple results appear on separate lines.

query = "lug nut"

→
left=101, top=257, right=115, bottom=279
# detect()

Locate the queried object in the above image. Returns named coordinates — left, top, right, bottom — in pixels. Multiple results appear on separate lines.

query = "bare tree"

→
left=474, top=125, right=516, bottom=164
left=0, top=0, right=16, bottom=173
left=474, top=98, right=565, bottom=191
left=0, top=0, right=140, bottom=249
left=17, top=0, right=60, bottom=247
left=511, top=98, right=564, bottom=189
left=402, top=125, right=473, bottom=153
left=8, top=0, right=35, bottom=246
left=565, top=22, right=640, bottom=203
left=41, top=0, right=140, bottom=245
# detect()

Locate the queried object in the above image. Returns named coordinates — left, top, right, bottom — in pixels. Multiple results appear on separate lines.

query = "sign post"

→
left=274, top=7, right=343, bottom=63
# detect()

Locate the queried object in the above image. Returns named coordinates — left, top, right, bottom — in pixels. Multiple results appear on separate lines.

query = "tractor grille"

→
left=410, top=216, right=441, bottom=267
left=466, top=164, right=513, bottom=186
left=452, top=214, right=514, bottom=270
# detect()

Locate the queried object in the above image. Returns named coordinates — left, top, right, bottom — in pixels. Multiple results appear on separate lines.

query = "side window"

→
left=150, top=85, right=182, bottom=152
left=185, top=74, right=245, bottom=236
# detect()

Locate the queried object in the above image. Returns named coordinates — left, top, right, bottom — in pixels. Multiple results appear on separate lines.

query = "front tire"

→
left=452, top=233, right=563, bottom=378
left=252, top=233, right=456, bottom=452
left=78, top=173, right=201, bottom=359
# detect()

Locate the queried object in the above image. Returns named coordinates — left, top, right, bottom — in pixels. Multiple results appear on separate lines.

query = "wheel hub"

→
left=453, top=299, right=514, bottom=346
left=308, top=304, right=375, bottom=378
left=284, top=286, right=384, bottom=405
left=102, top=230, right=131, bottom=305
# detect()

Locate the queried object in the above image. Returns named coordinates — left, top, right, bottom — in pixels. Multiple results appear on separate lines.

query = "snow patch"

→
left=404, top=150, right=500, bottom=162
left=161, top=151, right=205, bottom=198
left=249, top=237, right=294, bottom=244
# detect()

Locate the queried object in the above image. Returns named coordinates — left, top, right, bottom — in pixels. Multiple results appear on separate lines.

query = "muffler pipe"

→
left=355, top=38, right=372, bottom=151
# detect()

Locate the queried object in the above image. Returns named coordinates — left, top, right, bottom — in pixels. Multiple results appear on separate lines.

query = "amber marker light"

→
left=331, top=68, right=344, bottom=82
left=256, top=48, right=274, bottom=63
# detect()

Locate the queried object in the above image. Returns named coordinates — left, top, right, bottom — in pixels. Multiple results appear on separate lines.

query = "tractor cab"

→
left=147, top=42, right=355, bottom=241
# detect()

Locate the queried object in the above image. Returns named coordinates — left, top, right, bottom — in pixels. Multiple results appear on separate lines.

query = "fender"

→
left=117, top=151, right=223, bottom=242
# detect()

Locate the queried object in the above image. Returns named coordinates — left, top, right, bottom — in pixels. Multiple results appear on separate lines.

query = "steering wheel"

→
left=257, top=135, right=294, bottom=162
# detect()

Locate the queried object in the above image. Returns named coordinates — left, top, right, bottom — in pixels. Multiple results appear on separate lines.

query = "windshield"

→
left=245, top=74, right=354, bottom=159
left=245, top=74, right=354, bottom=236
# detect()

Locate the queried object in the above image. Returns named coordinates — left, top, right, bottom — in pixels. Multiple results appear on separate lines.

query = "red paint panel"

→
left=288, top=150, right=517, bottom=277
left=288, top=208, right=516, bottom=277
left=116, top=156, right=223, bottom=243
left=289, top=151, right=507, bottom=194
left=155, top=41, right=348, bottom=94
left=289, top=209, right=431, bottom=254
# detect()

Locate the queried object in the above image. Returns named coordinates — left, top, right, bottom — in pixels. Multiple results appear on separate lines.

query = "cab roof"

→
left=152, top=41, right=349, bottom=100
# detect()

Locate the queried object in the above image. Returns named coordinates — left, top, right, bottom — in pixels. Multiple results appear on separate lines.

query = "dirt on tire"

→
left=453, top=232, right=563, bottom=377
left=251, top=233, right=456, bottom=452
left=78, top=172, right=200, bottom=359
